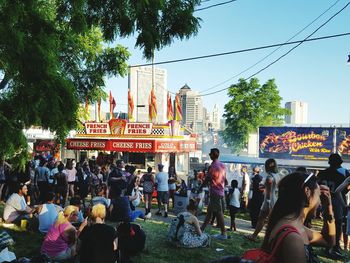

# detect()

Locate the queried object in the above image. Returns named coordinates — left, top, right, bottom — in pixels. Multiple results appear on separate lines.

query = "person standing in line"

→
left=168, top=166, right=178, bottom=209
left=155, top=164, right=169, bottom=218
left=227, top=180, right=240, bottom=231
left=240, top=165, right=250, bottom=213
left=140, top=167, right=154, bottom=218
left=200, top=148, right=227, bottom=240
left=318, top=153, right=349, bottom=258
left=249, top=166, right=263, bottom=229
left=35, top=157, right=50, bottom=204
left=108, top=160, right=127, bottom=199
left=245, top=158, right=280, bottom=242
left=65, top=159, right=77, bottom=199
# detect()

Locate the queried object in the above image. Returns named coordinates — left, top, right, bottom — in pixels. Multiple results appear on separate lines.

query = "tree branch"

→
left=0, top=75, right=9, bottom=90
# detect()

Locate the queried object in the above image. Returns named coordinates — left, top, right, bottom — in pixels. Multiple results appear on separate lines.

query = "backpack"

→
left=242, top=225, right=299, bottom=263
left=167, top=212, right=191, bottom=243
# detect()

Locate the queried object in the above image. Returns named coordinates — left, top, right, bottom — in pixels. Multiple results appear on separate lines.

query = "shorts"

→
left=157, top=191, right=169, bottom=204
left=208, top=194, right=225, bottom=214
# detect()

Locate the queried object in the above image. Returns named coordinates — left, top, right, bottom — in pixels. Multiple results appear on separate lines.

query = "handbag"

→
left=242, top=225, right=299, bottom=263
left=0, top=231, right=15, bottom=249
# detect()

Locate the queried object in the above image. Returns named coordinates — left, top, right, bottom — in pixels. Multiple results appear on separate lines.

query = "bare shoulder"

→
left=280, top=232, right=307, bottom=262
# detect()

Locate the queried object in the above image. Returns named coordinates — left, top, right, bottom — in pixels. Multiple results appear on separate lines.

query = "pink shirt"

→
left=41, top=222, right=72, bottom=256
left=65, top=168, right=77, bottom=183
left=208, top=160, right=226, bottom=197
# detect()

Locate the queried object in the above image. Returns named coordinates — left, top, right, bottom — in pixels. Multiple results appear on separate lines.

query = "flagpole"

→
left=152, top=51, right=155, bottom=123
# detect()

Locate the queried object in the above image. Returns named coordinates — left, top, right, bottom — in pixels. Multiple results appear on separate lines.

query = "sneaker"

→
left=145, top=212, right=152, bottom=219
left=163, top=212, right=168, bottom=218
left=155, top=211, right=162, bottom=216
left=212, top=234, right=228, bottom=240
left=325, top=248, right=343, bottom=260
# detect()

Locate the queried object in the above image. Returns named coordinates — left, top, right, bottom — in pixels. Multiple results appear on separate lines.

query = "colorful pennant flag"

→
left=167, top=92, right=174, bottom=121
left=97, top=98, right=101, bottom=121
left=109, top=91, right=116, bottom=120
left=175, top=94, right=182, bottom=121
left=149, top=87, right=157, bottom=122
left=128, top=90, right=135, bottom=121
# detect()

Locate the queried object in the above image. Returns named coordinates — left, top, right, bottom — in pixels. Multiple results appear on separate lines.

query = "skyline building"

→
left=178, top=84, right=203, bottom=132
left=129, top=66, right=167, bottom=123
left=285, top=101, right=308, bottom=124
left=211, top=104, right=220, bottom=131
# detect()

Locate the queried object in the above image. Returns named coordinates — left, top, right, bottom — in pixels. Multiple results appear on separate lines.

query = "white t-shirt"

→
left=156, top=172, right=169, bottom=192
left=242, top=172, right=250, bottom=194
left=65, top=168, right=77, bottom=183
left=229, top=188, right=241, bottom=208
left=3, top=193, right=30, bottom=223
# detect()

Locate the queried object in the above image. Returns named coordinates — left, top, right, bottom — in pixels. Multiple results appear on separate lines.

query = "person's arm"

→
left=63, top=226, right=77, bottom=245
left=129, top=191, right=138, bottom=202
left=280, top=233, right=307, bottom=263
left=335, top=177, right=350, bottom=208
left=189, top=215, right=202, bottom=235
left=307, top=185, right=335, bottom=247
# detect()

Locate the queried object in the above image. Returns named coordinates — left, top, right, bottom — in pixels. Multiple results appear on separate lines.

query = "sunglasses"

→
left=301, top=173, right=314, bottom=188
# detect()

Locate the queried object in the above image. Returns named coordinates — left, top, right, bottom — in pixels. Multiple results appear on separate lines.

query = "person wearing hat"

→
left=155, top=164, right=169, bottom=217
left=318, top=153, right=350, bottom=259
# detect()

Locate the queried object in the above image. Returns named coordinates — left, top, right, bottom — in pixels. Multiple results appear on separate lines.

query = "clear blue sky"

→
left=105, top=0, right=350, bottom=125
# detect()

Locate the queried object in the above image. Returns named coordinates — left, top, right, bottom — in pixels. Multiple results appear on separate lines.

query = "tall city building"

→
left=285, top=101, right=308, bottom=124
left=178, top=84, right=203, bottom=132
left=129, top=66, right=167, bottom=123
left=211, top=104, right=220, bottom=131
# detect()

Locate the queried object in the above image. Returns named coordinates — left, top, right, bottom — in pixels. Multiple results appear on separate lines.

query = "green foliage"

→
left=223, top=78, right=289, bottom=153
left=0, top=0, right=201, bottom=164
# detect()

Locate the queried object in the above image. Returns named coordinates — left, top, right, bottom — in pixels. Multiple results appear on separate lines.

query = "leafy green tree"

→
left=222, top=78, right=289, bottom=153
left=0, top=0, right=201, bottom=164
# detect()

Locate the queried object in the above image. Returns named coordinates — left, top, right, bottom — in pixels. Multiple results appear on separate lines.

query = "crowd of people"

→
left=0, top=149, right=349, bottom=262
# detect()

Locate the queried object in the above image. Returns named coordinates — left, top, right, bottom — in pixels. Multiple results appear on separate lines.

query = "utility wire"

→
left=194, top=0, right=236, bottom=12
left=200, top=0, right=350, bottom=96
left=130, top=32, right=350, bottom=68
left=199, top=0, right=341, bottom=93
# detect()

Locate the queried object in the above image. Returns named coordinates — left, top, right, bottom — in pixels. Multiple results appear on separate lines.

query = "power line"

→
left=200, top=0, right=350, bottom=96
left=199, top=0, right=341, bottom=93
left=194, top=0, right=236, bottom=12
left=130, top=32, right=350, bottom=68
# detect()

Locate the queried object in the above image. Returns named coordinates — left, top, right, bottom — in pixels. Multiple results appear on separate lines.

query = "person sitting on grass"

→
left=3, top=183, right=36, bottom=224
left=259, top=172, right=335, bottom=263
left=37, top=191, right=63, bottom=233
left=78, top=204, right=117, bottom=263
left=70, top=195, right=85, bottom=227
left=176, top=199, right=210, bottom=248
left=41, top=205, right=79, bottom=262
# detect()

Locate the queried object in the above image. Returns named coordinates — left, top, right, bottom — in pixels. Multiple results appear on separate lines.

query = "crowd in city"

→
left=0, top=149, right=349, bottom=262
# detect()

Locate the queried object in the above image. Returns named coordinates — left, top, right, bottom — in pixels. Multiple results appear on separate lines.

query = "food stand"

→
left=66, top=119, right=197, bottom=176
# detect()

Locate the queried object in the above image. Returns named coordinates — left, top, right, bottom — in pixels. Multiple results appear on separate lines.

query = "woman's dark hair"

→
left=262, top=172, right=318, bottom=250
left=168, top=165, right=176, bottom=175
left=265, top=158, right=278, bottom=173
left=231, top=179, right=238, bottom=189
left=147, top=167, right=152, bottom=173
left=58, top=162, right=65, bottom=172
left=187, top=198, right=198, bottom=211
left=66, top=159, right=73, bottom=170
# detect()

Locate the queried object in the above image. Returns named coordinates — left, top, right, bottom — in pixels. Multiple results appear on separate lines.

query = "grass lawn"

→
left=0, top=203, right=348, bottom=262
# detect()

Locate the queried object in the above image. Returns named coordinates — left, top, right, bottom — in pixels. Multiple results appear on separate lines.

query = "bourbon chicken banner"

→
left=259, top=127, right=335, bottom=161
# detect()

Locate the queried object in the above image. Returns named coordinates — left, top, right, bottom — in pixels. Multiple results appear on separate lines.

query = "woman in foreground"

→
left=261, top=172, right=335, bottom=263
